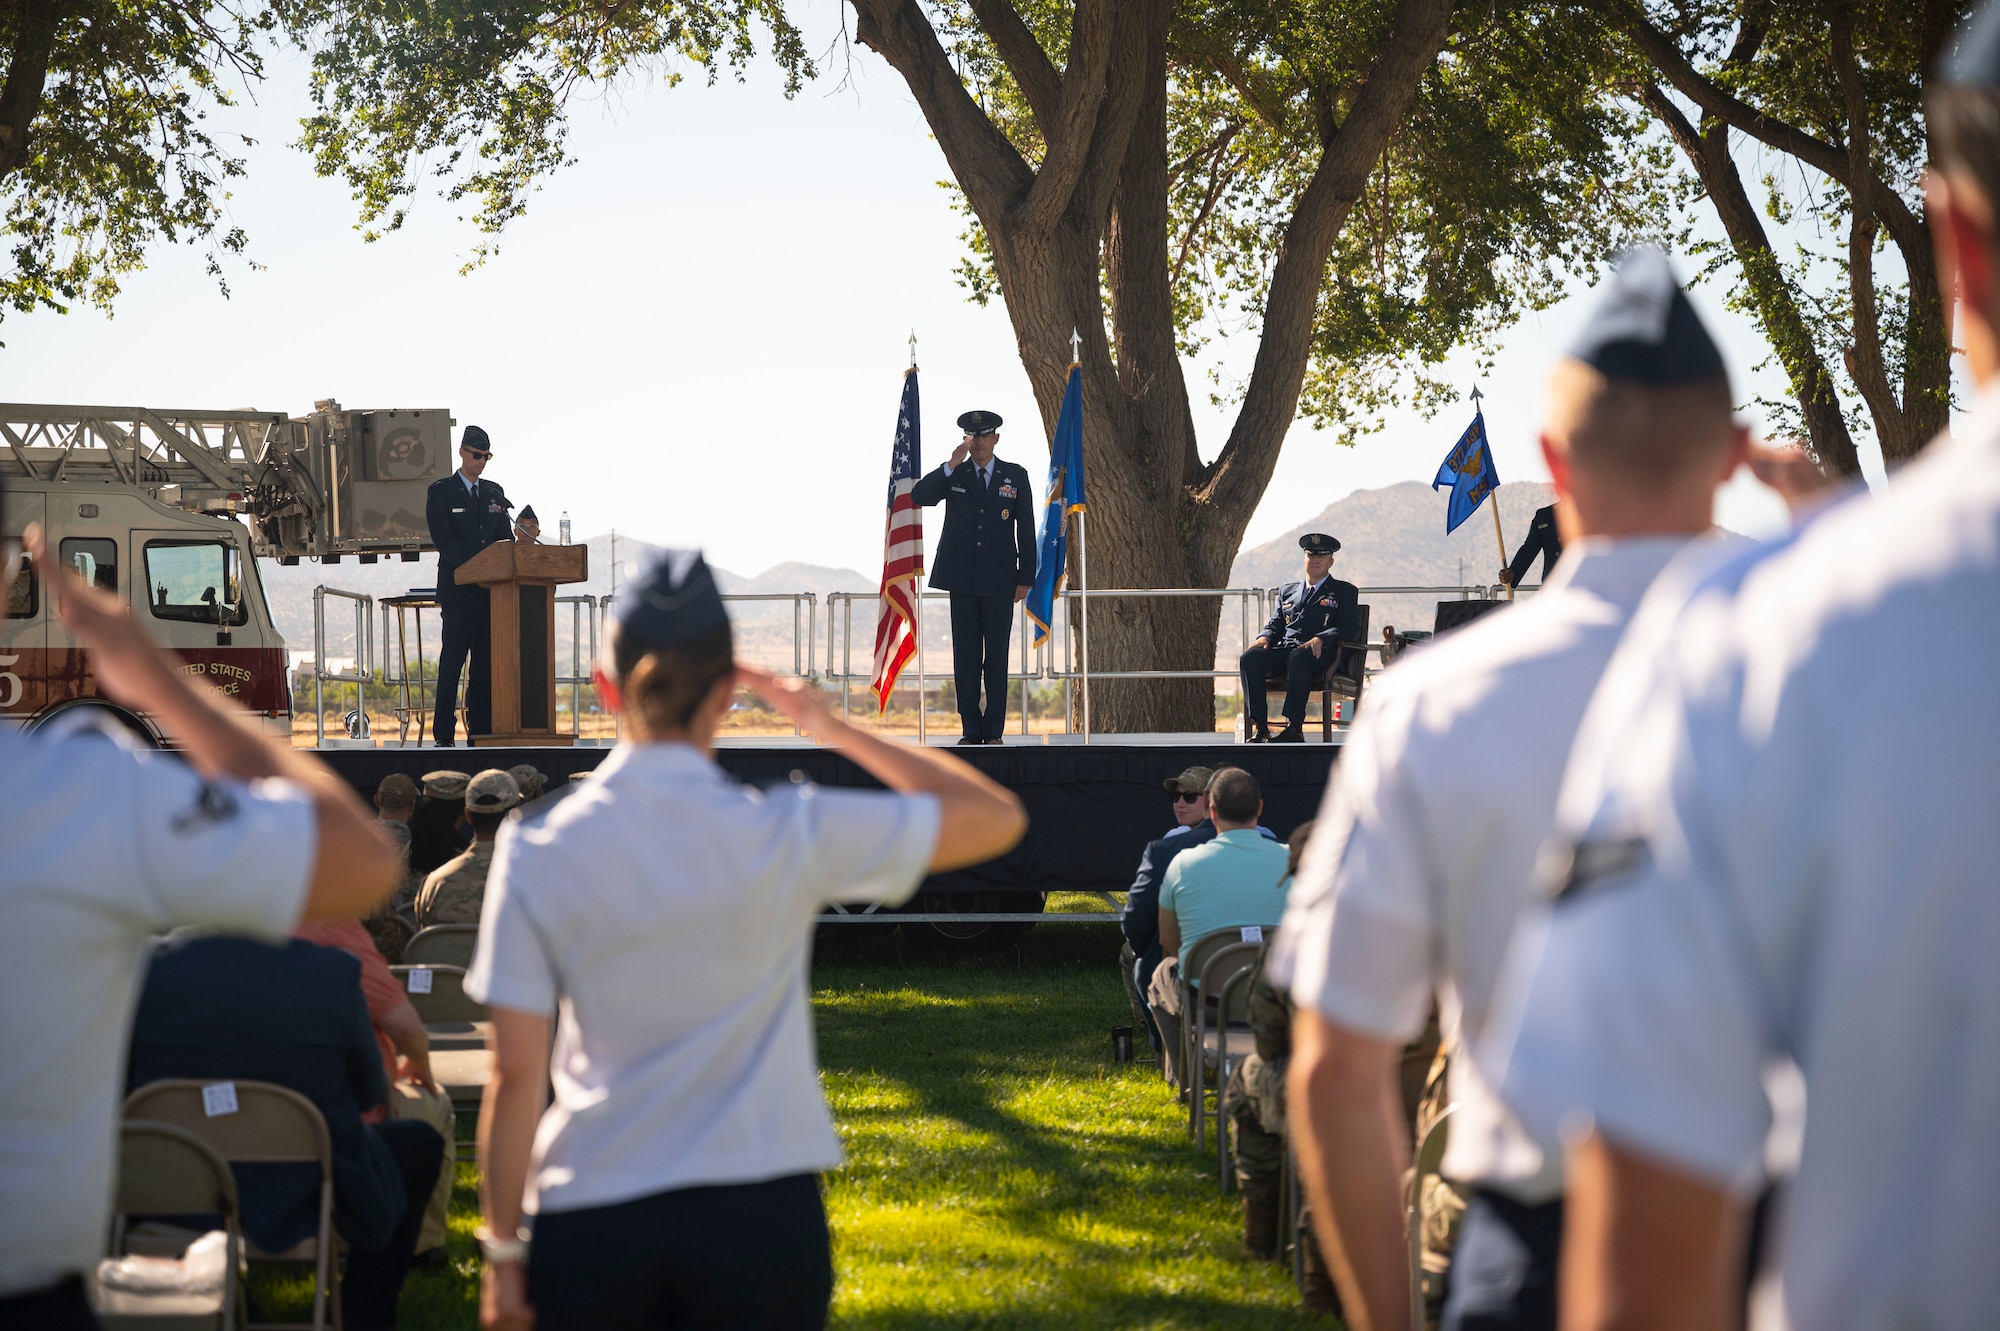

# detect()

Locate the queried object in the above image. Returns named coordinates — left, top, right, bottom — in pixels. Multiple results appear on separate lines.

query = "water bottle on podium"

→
left=560, top=511, right=572, bottom=546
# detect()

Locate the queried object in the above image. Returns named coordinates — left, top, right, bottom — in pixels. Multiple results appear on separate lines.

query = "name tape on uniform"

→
left=202, top=1082, right=239, bottom=1117
left=407, top=968, right=434, bottom=994
left=1240, top=925, right=1264, bottom=944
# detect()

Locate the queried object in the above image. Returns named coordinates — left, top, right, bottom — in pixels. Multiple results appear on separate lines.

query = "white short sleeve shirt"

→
left=0, top=724, right=314, bottom=1295
left=1492, top=401, right=2000, bottom=1330
left=1272, top=537, right=1693, bottom=1200
left=465, top=742, right=940, bottom=1214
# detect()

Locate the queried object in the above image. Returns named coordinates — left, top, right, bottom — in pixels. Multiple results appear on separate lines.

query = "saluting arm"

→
left=910, top=465, right=953, bottom=507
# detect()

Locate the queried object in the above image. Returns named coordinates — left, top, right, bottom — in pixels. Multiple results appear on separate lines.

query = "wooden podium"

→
left=455, top=541, right=589, bottom=746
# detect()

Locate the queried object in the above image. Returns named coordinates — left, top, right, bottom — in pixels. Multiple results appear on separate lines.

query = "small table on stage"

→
left=454, top=542, right=590, bottom=747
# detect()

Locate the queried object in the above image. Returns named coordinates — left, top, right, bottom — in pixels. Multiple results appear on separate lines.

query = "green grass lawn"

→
left=252, top=919, right=1327, bottom=1329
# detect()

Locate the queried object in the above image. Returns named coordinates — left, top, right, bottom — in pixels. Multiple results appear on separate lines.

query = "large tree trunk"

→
left=853, top=0, right=1450, bottom=730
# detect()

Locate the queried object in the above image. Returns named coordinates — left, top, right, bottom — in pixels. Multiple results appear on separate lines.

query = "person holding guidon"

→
left=469, top=548, right=1027, bottom=1331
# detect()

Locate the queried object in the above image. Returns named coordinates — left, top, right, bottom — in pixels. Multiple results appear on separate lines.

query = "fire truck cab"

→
left=1, top=401, right=450, bottom=743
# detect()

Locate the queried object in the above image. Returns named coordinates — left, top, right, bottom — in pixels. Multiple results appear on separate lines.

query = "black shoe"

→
left=956, top=736, right=985, bottom=746
left=1272, top=726, right=1305, bottom=744
left=984, top=736, right=1006, bottom=745
left=1245, top=725, right=1269, bottom=744
left=411, top=1246, right=449, bottom=1268
left=433, top=738, right=457, bottom=748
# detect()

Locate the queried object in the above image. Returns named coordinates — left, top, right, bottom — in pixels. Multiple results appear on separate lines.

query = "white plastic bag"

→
left=97, top=1229, right=228, bottom=1294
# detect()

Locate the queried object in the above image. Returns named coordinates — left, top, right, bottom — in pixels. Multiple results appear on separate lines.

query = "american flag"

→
left=870, top=368, right=924, bottom=712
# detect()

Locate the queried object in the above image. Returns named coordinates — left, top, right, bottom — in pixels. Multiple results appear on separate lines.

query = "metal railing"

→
left=311, top=586, right=373, bottom=746
left=603, top=591, right=819, bottom=738
left=556, top=594, right=597, bottom=737
left=822, top=588, right=1043, bottom=740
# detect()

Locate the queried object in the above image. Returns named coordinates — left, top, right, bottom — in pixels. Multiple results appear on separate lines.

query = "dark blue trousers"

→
left=1238, top=643, right=1322, bottom=727
left=948, top=592, right=1014, bottom=739
left=342, top=1120, right=445, bottom=1331
left=1441, top=1190, right=1563, bottom=1331
left=528, top=1173, right=833, bottom=1331
left=434, top=598, right=491, bottom=743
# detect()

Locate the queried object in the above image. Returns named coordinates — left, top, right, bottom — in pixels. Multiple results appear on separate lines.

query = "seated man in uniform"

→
left=407, top=770, right=472, bottom=881
left=1238, top=533, right=1362, bottom=743
left=415, top=769, right=521, bottom=928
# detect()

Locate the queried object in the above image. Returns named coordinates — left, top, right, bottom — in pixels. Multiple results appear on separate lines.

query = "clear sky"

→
left=0, top=6, right=1921, bottom=577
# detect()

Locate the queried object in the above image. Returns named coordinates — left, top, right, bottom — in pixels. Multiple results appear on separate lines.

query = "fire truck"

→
left=1, top=401, right=450, bottom=743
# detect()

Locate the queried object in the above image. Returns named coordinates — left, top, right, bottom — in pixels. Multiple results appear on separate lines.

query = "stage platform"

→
left=317, top=740, right=1343, bottom=899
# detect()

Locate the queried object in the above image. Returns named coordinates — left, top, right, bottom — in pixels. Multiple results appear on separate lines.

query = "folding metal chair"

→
left=1172, top=930, right=1254, bottom=1090
left=1189, top=940, right=1262, bottom=1150
left=98, top=1120, right=246, bottom=1331
left=400, top=925, right=478, bottom=969
left=122, top=1081, right=341, bottom=1331
left=391, top=964, right=492, bottom=1112
left=1263, top=602, right=1372, bottom=736
left=1408, top=1104, right=1456, bottom=1331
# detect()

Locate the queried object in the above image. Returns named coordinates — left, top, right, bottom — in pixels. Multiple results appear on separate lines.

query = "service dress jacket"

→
left=425, top=473, right=514, bottom=608
left=911, top=458, right=1039, bottom=597
left=1259, top=575, right=1362, bottom=649
left=1506, top=503, right=1564, bottom=585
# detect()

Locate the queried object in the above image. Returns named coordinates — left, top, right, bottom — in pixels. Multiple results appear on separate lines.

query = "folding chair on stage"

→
left=1187, top=938, right=1262, bottom=1152
left=1263, top=603, right=1372, bottom=737
left=400, top=925, right=478, bottom=969
left=121, top=1081, right=341, bottom=1331
left=97, top=1120, right=246, bottom=1331
left=391, top=964, right=492, bottom=1113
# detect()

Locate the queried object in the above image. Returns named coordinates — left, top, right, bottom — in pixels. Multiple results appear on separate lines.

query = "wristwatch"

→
left=475, top=1226, right=530, bottom=1264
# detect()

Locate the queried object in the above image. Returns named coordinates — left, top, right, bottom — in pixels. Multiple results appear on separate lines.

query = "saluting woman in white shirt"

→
left=468, top=549, right=1026, bottom=1331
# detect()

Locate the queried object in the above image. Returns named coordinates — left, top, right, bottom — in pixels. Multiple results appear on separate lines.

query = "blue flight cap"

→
left=1567, top=246, right=1726, bottom=385
left=462, top=425, right=491, bottom=453
left=1945, top=0, right=2000, bottom=87
left=614, top=548, right=730, bottom=648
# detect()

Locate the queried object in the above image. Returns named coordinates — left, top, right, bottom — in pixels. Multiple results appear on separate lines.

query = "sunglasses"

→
left=1172, top=790, right=1205, bottom=804
left=463, top=448, right=492, bottom=460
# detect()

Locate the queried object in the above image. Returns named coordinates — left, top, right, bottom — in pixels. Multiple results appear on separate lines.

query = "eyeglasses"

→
left=1171, top=790, right=1205, bottom=804
left=463, top=448, right=491, bottom=461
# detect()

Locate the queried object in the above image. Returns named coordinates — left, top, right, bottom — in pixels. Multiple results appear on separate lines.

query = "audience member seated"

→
left=507, top=762, right=549, bottom=801
left=127, top=932, right=444, bottom=1331
left=414, top=769, right=522, bottom=928
left=295, top=918, right=456, bottom=1264
left=1146, top=768, right=1291, bottom=1084
left=368, top=774, right=419, bottom=959
left=1221, top=819, right=1340, bottom=1316
left=1118, top=765, right=1211, bottom=1054
left=407, top=770, right=472, bottom=880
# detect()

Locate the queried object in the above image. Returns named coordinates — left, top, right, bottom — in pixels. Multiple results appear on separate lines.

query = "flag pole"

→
left=912, top=330, right=928, bottom=742
left=1471, top=387, right=1513, bottom=602
left=1070, top=327, right=1090, bottom=743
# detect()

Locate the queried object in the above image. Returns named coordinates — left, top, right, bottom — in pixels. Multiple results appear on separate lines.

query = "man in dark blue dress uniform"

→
left=911, top=410, right=1038, bottom=744
left=425, top=425, right=516, bottom=746
left=1238, top=533, right=1361, bottom=743
left=1501, top=501, right=1565, bottom=587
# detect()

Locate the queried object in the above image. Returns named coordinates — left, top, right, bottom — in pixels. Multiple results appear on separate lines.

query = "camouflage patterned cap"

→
left=507, top=764, right=548, bottom=799
left=1163, top=765, right=1214, bottom=794
left=466, top=769, right=523, bottom=814
left=421, top=769, right=471, bottom=800
left=375, top=773, right=418, bottom=810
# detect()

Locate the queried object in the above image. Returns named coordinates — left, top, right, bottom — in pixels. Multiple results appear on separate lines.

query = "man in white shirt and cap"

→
left=1272, top=244, right=1749, bottom=1331
left=0, top=516, right=399, bottom=1327
left=1485, top=14, right=2000, bottom=1327
left=470, top=547, right=1026, bottom=1331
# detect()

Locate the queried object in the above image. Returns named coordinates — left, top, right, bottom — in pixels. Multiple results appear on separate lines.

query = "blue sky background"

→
left=1, top=4, right=1945, bottom=576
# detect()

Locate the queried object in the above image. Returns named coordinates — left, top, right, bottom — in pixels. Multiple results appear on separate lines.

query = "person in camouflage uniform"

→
left=366, top=773, right=419, bottom=961
left=507, top=763, right=548, bottom=801
left=415, top=769, right=520, bottom=928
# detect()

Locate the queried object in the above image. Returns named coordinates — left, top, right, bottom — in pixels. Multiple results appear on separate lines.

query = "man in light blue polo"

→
left=1148, top=767, right=1291, bottom=1082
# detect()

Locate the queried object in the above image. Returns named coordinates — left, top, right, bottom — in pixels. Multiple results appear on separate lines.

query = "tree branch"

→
left=1642, top=82, right=1860, bottom=476
left=1015, top=0, right=1115, bottom=235
left=966, top=0, right=1060, bottom=131
left=1831, top=3, right=1906, bottom=458
left=850, top=0, right=1033, bottom=220
left=0, top=0, right=64, bottom=181
left=1068, top=0, right=1152, bottom=234
left=1201, top=0, right=1452, bottom=523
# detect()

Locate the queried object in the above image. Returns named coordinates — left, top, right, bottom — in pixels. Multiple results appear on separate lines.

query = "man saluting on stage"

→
left=912, top=410, right=1037, bottom=745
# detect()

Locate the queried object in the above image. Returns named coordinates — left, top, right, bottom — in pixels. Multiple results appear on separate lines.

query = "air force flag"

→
left=1433, top=409, right=1500, bottom=535
left=1024, top=364, right=1086, bottom=649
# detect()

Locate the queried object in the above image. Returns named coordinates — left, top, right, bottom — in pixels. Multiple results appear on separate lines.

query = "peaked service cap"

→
left=466, top=769, right=523, bottom=814
left=461, top=425, right=491, bottom=453
left=614, top=548, right=730, bottom=649
left=422, top=769, right=470, bottom=799
left=1945, top=0, right=2000, bottom=86
left=956, top=410, right=1003, bottom=435
left=1299, top=532, right=1341, bottom=555
left=1567, top=245, right=1726, bottom=385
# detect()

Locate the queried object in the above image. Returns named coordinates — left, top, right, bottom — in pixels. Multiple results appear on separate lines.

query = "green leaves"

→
left=279, top=0, right=813, bottom=270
